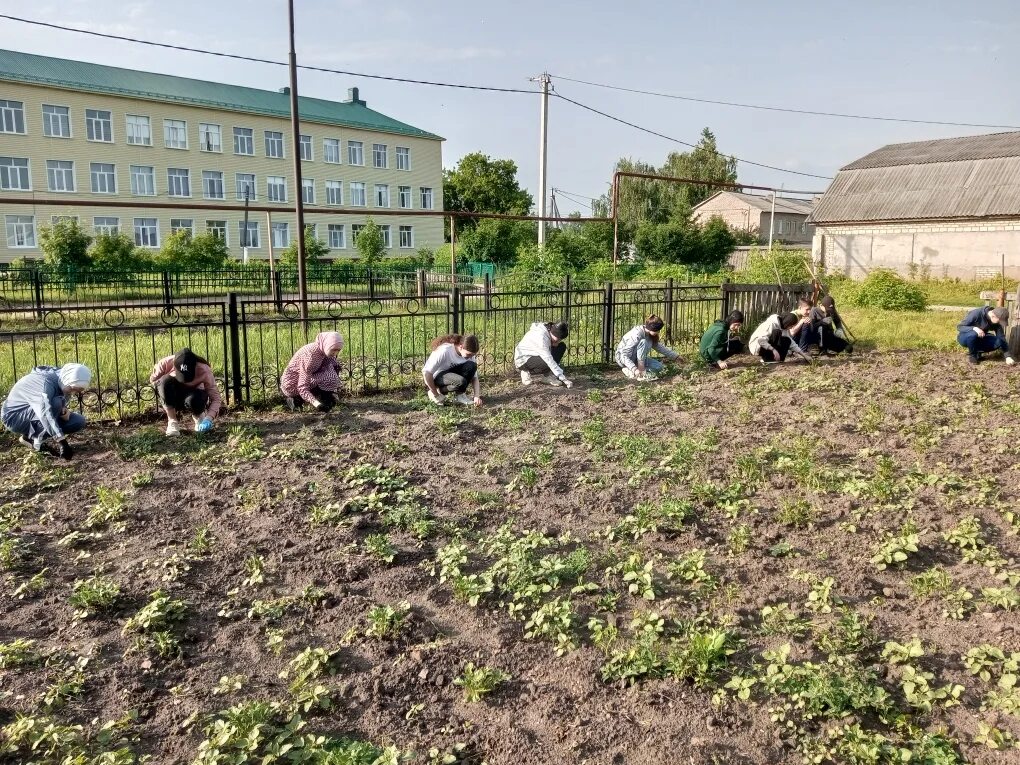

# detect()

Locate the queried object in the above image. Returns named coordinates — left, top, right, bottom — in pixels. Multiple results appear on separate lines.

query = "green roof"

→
left=0, top=48, right=442, bottom=141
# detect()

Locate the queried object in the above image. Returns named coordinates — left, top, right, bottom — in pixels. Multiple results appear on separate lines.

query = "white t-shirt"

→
left=422, top=343, right=477, bottom=379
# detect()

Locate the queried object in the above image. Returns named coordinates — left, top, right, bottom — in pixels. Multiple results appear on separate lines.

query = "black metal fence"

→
left=0, top=281, right=809, bottom=421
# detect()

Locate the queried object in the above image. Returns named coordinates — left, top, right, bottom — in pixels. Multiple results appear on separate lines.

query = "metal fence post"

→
left=162, top=271, right=173, bottom=311
left=721, top=278, right=731, bottom=320
left=484, top=272, right=492, bottom=313
left=368, top=268, right=376, bottom=301
left=32, top=269, right=44, bottom=319
left=602, top=282, right=614, bottom=364
left=664, top=277, right=674, bottom=340
left=563, top=274, right=572, bottom=325
left=451, top=285, right=461, bottom=335
left=273, top=270, right=284, bottom=313
left=227, top=292, right=244, bottom=406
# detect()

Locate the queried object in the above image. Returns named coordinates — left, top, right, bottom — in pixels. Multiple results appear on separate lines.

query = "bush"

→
left=40, top=219, right=93, bottom=271
left=280, top=229, right=330, bottom=267
left=89, top=232, right=152, bottom=271
left=845, top=269, right=928, bottom=312
left=737, top=246, right=813, bottom=284
left=355, top=219, right=384, bottom=268
left=155, top=230, right=230, bottom=271
left=458, top=218, right=535, bottom=267
left=503, top=243, right=571, bottom=290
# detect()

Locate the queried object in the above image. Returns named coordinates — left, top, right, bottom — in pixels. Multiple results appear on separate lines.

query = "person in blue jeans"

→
left=1, top=363, right=92, bottom=459
left=957, top=306, right=1014, bottom=365
left=615, top=315, right=680, bottom=381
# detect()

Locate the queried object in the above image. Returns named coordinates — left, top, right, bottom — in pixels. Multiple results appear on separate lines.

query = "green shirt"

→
left=699, top=320, right=729, bottom=363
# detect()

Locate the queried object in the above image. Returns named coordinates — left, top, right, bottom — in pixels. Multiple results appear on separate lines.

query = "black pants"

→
left=759, top=335, right=792, bottom=362
left=517, top=343, right=567, bottom=374
left=818, top=326, right=850, bottom=354
left=435, top=360, right=477, bottom=394
left=289, top=387, right=337, bottom=412
left=157, top=376, right=209, bottom=416
left=717, top=338, right=743, bottom=361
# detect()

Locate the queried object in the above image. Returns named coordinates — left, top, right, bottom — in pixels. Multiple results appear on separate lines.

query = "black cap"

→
left=551, top=322, right=569, bottom=340
left=173, top=348, right=198, bottom=383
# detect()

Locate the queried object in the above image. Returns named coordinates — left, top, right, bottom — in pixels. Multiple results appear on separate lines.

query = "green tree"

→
left=281, top=227, right=330, bottom=267
left=698, top=216, right=739, bottom=272
left=458, top=218, right=536, bottom=267
left=355, top=219, right=385, bottom=267
left=633, top=219, right=701, bottom=266
left=443, top=152, right=533, bottom=235
left=155, top=230, right=229, bottom=270
left=546, top=227, right=606, bottom=271
left=89, top=231, right=151, bottom=271
left=39, top=219, right=93, bottom=271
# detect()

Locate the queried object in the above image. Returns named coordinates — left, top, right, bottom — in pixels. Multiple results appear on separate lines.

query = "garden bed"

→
left=2, top=351, right=1019, bottom=764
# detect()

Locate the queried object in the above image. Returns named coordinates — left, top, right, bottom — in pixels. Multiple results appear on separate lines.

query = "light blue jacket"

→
left=1, top=366, right=70, bottom=441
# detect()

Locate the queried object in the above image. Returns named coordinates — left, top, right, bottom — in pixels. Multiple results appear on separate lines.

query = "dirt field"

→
left=2, top=351, right=1019, bottom=764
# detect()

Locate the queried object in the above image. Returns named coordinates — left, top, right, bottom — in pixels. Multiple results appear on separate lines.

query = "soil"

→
left=2, top=350, right=1019, bottom=765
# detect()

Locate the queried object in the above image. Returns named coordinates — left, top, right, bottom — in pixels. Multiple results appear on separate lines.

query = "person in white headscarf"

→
left=1, top=363, right=92, bottom=459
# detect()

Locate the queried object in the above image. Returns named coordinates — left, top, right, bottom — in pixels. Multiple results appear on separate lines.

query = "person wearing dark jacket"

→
left=957, top=306, right=1014, bottom=365
left=2, top=363, right=92, bottom=459
left=798, top=296, right=853, bottom=355
left=699, top=311, right=745, bottom=369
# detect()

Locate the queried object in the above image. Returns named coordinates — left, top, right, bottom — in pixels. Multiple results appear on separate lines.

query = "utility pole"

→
left=241, top=186, right=251, bottom=263
left=767, top=190, right=776, bottom=250
left=532, top=72, right=551, bottom=246
left=287, top=0, right=308, bottom=320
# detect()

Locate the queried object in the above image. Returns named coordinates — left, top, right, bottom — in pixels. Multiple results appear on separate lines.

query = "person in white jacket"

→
left=748, top=313, right=812, bottom=364
left=615, top=315, right=680, bottom=381
left=514, top=322, right=573, bottom=387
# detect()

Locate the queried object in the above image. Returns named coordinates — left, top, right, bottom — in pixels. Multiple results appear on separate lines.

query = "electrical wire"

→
left=0, top=13, right=536, bottom=94
left=552, top=188, right=594, bottom=211
left=553, top=92, right=834, bottom=180
left=550, top=73, right=1020, bottom=130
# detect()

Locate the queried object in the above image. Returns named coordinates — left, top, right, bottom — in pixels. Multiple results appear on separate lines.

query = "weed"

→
left=454, top=662, right=510, bottom=702
left=212, top=674, right=246, bottom=696
left=39, top=658, right=88, bottom=710
left=667, top=625, right=740, bottom=688
left=777, top=499, right=816, bottom=528
left=130, top=471, right=153, bottom=488
left=726, top=524, right=752, bottom=556
left=871, top=520, right=921, bottom=570
left=909, top=567, right=953, bottom=599
left=881, top=637, right=925, bottom=665
left=84, top=486, right=128, bottom=530
left=241, top=554, right=266, bottom=588
left=980, top=586, right=1020, bottom=611
left=758, top=603, right=811, bottom=637
left=363, top=533, right=396, bottom=563
left=524, top=597, right=577, bottom=654
left=69, top=574, right=120, bottom=618
left=0, top=637, right=39, bottom=669
left=123, top=589, right=186, bottom=658
left=488, top=408, right=534, bottom=430
left=943, top=587, right=974, bottom=620
left=435, top=408, right=469, bottom=434
left=618, top=552, right=656, bottom=600
left=189, top=525, right=214, bottom=556
left=12, top=568, right=50, bottom=599
left=365, top=602, right=410, bottom=639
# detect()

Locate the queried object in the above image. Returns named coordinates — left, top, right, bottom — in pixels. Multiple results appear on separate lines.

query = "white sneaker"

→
left=427, top=389, right=445, bottom=406
left=519, top=370, right=533, bottom=386
left=640, top=372, right=657, bottom=382
left=622, top=367, right=637, bottom=380
left=1007, top=355, right=1016, bottom=366
left=166, top=420, right=182, bottom=437
left=546, top=375, right=564, bottom=387
left=454, top=393, right=474, bottom=406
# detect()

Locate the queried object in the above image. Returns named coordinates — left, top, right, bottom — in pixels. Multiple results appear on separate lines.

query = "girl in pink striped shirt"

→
left=280, top=331, right=344, bottom=412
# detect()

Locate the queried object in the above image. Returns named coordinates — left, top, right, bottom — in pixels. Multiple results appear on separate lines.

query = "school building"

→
left=0, top=48, right=444, bottom=263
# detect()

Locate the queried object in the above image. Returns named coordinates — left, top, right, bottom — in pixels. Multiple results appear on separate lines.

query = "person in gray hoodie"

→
left=615, top=315, right=680, bottom=381
left=2, top=363, right=92, bottom=459
left=514, top=321, right=573, bottom=387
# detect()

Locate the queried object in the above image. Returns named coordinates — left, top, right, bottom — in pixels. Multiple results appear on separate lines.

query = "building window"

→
left=372, top=143, right=388, bottom=169
left=398, top=185, right=411, bottom=209
left=203, top=170, right=224, bottom=199
left=323, top=138, right=341, bottom=164
left=351, top=224, right=364, bottom=244
left=46, top=160, right=75, bottom=192
left=328, top=223, right=345, bottom=249
left=130, top=165, right=155, bottom=196
left=90, top=162, right=116, bottom=194
left=267, top=176, right=287, bottom=202
left=325, top=180, right=343, bottom=205
left=0, top=157, right=31, bottom=190
left=299, top=134, right=313, bottom=161
left=0, top=100, right=25, bottom=134
left=5, top=215, right=35, bottom=248
left=396, top=146, right=411, bottom=171
left=233, top=127, right=254, bottom=155
left=86, top=109, right=113, bottom=142
left=347, top=140, right=364, bottom=165
left=238, top=220, right=259, bottom=248
left=126, top=114, right=151, bottom=146
left=167, top=168, right=191, bottom=197
left=399, top=225, right=414, bottom=249
left=134, top=217, right=159, bottom=248
left=42, top=105, right=71, bottom=138
left=170, top=219, right=194, bottom=237
left=236, top=173, right=256, bottom=201
left=265, top=131, right=284, bottom=158
left=164, top=119, right=188, bottom=149
left=271, top=222, right=290, bottom=248
left=420, top=186, right=433, bottom=210
left=93, top=217, right=119, bottom=236
left=206, top=220, right=228, bottom=243
left=199, top=123, right=222, bottom=152
left=380, top=225, right=391, bottom=248
left=350, top=182, right=366, bottom=206
left=375, top=184, right=389, bottom=207
left=302, top=179, right=315, bottom=204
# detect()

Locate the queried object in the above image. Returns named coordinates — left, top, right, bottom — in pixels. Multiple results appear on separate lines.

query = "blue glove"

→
left=196, top=417, right=214, bottom=433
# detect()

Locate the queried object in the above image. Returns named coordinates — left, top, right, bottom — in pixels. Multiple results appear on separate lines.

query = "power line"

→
left=550, top=73, right=1020, bottom=130
left=554, top=92, right=834, bottom=180
left=552, top=188, right=594, bottom=211
left=0, top=14, right=536, bottom=94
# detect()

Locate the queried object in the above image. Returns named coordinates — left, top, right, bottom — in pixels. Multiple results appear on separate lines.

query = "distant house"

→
left=690, top=191, right=816, bottom=245
left=809, top=131, right=1020, bottom=278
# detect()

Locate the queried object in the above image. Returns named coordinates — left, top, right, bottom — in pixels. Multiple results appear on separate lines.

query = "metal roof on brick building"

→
left=0, top=48, right=442, bottom=140
left=693, top=191, right=815, bottom=215
left=809, top=131, right=1020, bottom=224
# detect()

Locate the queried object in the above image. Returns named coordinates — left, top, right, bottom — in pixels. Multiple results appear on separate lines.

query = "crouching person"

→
left=150, top=348, right=222, bottom=436
left=2, top=363, right=92, bottom=459
left=514, top=321, right=573, bottom=388
left=423, top=334, right=482, bottom=407
left=699, top=310, right=745, bottom=370
left=281, top=331, right=344, bottom=412
left=616, top=315, right=679, bottom=381
left=749, top=313, right=812, bottom=364
left=803, top=296, right=853, bottom=356
left=957, top=306, right=1014, bottom=366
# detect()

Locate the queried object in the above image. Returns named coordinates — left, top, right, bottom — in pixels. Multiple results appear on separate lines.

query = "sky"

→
left=3, top=0, right=1019, bottom=215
